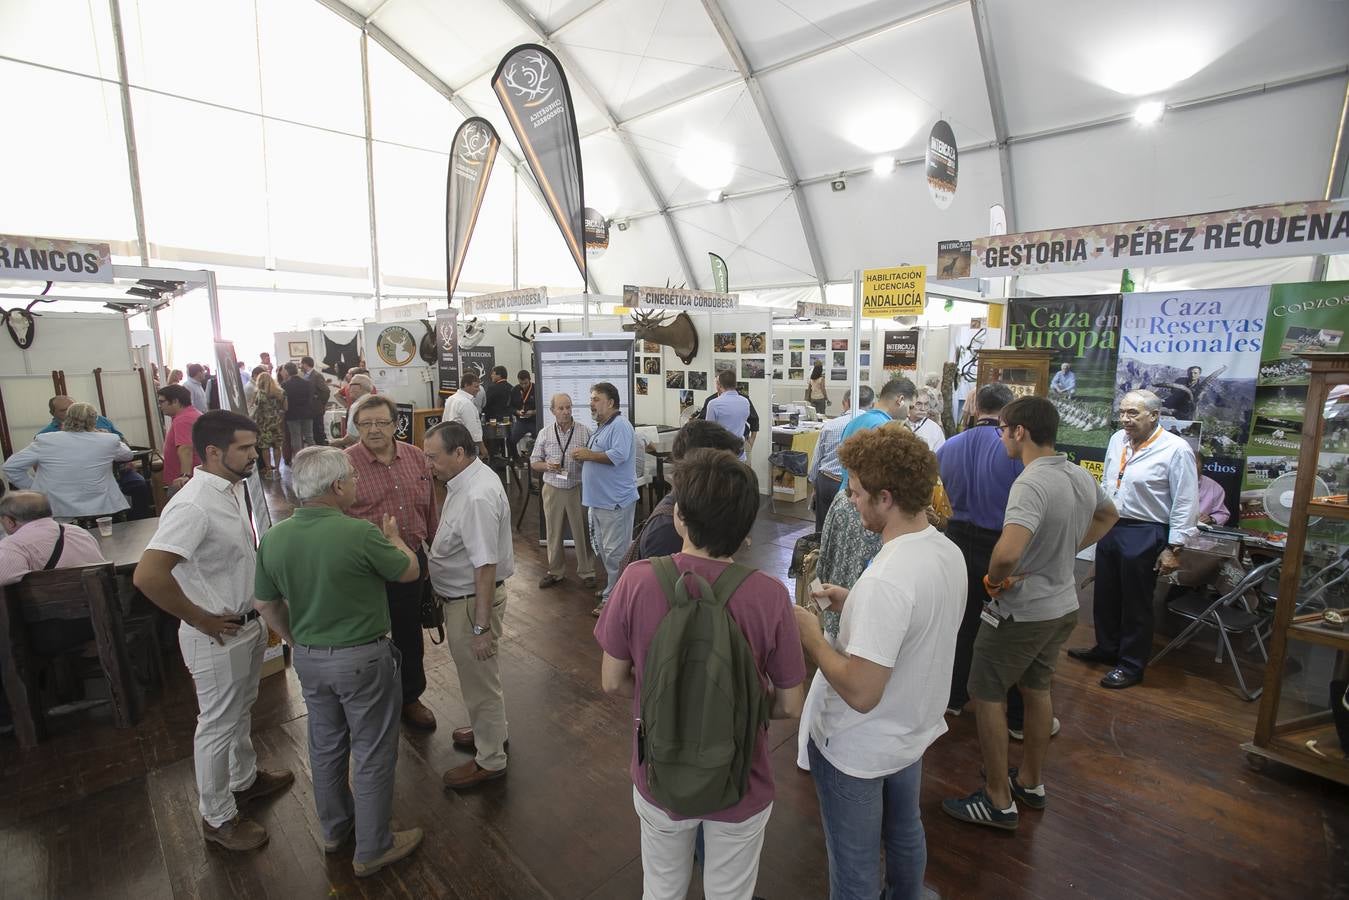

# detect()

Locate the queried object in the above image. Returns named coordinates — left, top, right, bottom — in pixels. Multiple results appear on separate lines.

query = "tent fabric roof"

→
left=0, top=0, right=1345, bottom=310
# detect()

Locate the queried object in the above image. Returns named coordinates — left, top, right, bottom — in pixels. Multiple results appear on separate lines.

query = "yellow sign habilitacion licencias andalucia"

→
left=861, top=265, right=927, bottom=318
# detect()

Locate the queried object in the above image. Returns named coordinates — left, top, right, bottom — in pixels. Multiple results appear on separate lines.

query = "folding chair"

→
left=1150, top=558, right=1281, bottom=700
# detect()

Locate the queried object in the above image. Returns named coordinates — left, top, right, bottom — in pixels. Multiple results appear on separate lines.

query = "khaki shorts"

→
left=968, top=609, right=1078, bottom=701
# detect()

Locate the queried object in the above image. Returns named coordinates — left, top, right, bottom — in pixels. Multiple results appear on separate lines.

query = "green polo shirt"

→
left=254, top=506, right=411, bottom=647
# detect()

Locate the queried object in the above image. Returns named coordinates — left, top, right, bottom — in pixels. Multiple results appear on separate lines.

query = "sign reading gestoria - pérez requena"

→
left=462, top=286, right=548, bottom=316
left=635, top=285, right=738, bottom=311
left=940, top=200, right=1349, bottom=279
left=861, top=265, right=927, bottom=318
left=0, top=235, right=113, bottom=283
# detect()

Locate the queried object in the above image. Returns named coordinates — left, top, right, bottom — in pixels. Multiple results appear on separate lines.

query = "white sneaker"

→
left=1008, top=717, right=1061, bottom=741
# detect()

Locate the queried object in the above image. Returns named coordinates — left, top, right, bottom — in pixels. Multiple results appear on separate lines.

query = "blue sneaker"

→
left=941, top=788, right=1019, bottom=831
left=1008, top=767, right=1047, bottom=810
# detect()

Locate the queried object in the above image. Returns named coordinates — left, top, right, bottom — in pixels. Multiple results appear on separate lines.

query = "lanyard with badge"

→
left=1113, top=426, right=1161, bottom=500
left=553, top=423, right=575, bottom=483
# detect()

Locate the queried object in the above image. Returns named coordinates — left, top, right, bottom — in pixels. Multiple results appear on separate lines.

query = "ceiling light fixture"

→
left=707, top=190, right=725, bottom=203
left=830, top=176, right=847, bottom=192
left=1134, top=100, right=1165, bottom=125
left=872, top=156, right=896, bottom=176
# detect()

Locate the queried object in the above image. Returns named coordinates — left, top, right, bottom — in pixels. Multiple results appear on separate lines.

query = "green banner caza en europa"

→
left=1241, top=280, right=1349, bottom=533
left=1115, top=287, right=1267, bottom=521
left=1006, top=295, right=1122, bottom=475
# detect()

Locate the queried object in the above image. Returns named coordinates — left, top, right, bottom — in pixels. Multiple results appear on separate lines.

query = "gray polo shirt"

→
left=995, top=454, right=1109, bottom=622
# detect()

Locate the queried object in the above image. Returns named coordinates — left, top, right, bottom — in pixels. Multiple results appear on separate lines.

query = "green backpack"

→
left=639, top=556, right=770, bottom=817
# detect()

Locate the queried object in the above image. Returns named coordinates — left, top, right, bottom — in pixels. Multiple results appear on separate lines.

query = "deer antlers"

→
left=508, top=322, right=537, bottom=344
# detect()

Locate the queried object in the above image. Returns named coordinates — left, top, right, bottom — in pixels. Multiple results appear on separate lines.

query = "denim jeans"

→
left=589, top=501, right=636, bottom=603
left=808, top=738, right=926, bottom=900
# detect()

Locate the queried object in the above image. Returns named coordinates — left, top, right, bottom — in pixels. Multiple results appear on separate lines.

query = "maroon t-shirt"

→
left=594, top=553, right=806, bottom=823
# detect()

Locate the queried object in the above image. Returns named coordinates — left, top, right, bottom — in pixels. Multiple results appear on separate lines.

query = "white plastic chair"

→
left=634, top=426, right=657, bottom=516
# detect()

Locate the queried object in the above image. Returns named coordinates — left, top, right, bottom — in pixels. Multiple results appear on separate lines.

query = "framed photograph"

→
left=772, top=353, right=784, bottom=365
left=772, top=369, right=784, bottom=380
left=736, top=381, right=749, bottom=395
left=689, top=371, right=708, bottom=390
left=832, top=338, right=848, bottom=351
left=810, top=339, right=826, bottom=351
left=741, top=358, right=765, bottom=379
left=642, top=339, right=660, bottom=354
left=810, top=352, right=826, bottom=366
left=772, top=338, right=784, bottom=351
left=790, top=351, right=802, bottom=367
left=740, top=332, right=767, bottom=354
left=860, top=368, right=870, bottom=381
left=833, top=351, right=847, bottom=367
left=714, top=332, right=737, bottom=353
left=860, top=353, right=871, bottom=366
left=643, top=357, right=662, bottom=375
left=679, top=390, right=694, bottom=412
left=789, top=338, right=805, bottom=350
left=666, top=370, right=686, bottom=389
left=636, top=376, right=649, bottom=395
left=861, top=339, right=872, bottom=351
left=288, top=340, right=310, bottom=359
left=714, top=358, right=736, bottom=374
left=831, top=367, right=848, bottom=381
left=788, top=367, right=804, bottom=380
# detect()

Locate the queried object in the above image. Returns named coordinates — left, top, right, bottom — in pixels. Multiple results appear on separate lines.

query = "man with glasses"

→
left=1068, top=390, right=1197, bottom=689
left=157, top=384, right=202, bottom=490
left=344, top=394, right=439, bottom=731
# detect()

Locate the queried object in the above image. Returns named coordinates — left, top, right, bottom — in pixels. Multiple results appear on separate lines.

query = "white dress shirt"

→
left=2, top=432, right=133, bottom=518
left=1102, top=426, right=1198, bottom=546
left=145, top=468, right=258, bottom=619
left=443, top=390, right=483, bottom=442
left=428, top=458, right=514, bottom=597
left=907, top=417, right=946, bottom=453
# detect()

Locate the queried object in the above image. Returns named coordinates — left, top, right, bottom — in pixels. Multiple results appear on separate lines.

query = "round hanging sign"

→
left=926, top=120, right=958, bottom=210
left=375, top=325, right=417, bottom=367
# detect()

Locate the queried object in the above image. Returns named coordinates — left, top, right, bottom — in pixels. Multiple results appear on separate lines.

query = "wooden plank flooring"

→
left=2, top=478, right=1346, bottom=899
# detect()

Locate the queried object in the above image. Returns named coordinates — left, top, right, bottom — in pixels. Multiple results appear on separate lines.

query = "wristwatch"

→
left=471, top=623, right=490, bottom=636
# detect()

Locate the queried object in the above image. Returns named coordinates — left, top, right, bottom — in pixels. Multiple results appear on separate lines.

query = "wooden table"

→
left=90, top=517, right=161, bottom=572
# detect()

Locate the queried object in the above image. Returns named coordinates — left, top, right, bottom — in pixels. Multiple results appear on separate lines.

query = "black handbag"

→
left=420, top=579, right=445, bottom=645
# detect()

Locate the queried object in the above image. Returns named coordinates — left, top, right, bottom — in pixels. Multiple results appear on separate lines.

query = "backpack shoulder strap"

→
left=648, top=556, right=681, bottom=607
left=708, top=562, right=755, bottom=609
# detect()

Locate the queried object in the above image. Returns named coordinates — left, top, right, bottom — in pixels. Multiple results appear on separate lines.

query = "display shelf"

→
left=1287, top=619, right=1349, bottom=650
left=1306, top=499, right=1349, bottom=521
left=1243, top=720, right=1349, bottom=787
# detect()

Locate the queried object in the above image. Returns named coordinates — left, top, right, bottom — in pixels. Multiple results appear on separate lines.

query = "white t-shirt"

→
left=809, top=525, right=965, bottom=778
left=443, top=390, right=483, bottom=443
left=908, top=417, right=946, bottom=453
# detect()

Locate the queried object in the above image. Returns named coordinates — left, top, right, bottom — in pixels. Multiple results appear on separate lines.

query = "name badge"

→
left=979, top=604, right=1003, bottom=629
left=555, top=472, right=569, bottom=483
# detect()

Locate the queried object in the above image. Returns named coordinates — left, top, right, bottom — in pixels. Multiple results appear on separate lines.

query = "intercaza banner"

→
left=1115, top=287, right=1268, bottom=518
left=436, top=308, right=459, bottom=395
left=445, top=118, right=501, bottom=301
left=883, top=329, right=919, bottom=370
left=1006, top=295, right=1122, bottom=474
left=493, top=44, right=587, bottom=283
left=944, top=200, right=1349, bottom=278
left=1241, top=280, right=1349, bottom=532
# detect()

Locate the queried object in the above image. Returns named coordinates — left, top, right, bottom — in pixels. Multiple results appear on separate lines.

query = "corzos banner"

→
left=1115, top=287, right=1268, bottom=518
left=635, top=285, right=738, bottom=311
left=445, top=118, right=501, bottom=301
left=1006, top=295, right=1122, bottom=474
left=493, top=44, right=587, bottom=283
left=944, top=200, right=1349, bottom=278
left=435, top=308, right=460, bottom=395
left=1242, top=280, right=1349, bottom=532
left=463, top=286, right=548, bottom=316
left=0, top=235, right=112, bottom=283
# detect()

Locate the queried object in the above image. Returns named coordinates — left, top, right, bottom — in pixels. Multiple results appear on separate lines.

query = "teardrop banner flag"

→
left=445, top=117, right=501, bottom=301
left=493, top=44, right=587, bottom=284
left=709, top=252, right=729, bottom=293
left=926, top=120, right=957, bottom=209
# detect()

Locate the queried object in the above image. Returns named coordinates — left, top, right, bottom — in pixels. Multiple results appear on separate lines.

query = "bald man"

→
left=530, top=394, right=596, bottom=589
left=38, top=396, right=122, bottom=439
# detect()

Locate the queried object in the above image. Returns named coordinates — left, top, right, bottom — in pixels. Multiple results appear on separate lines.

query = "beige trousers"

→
left=444, top=584, right=509, bottom=770
left=542, top=482, right=595, bottom=579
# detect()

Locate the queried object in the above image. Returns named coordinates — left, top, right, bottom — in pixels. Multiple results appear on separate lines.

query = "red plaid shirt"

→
left=344, top=441, right=437, bottom=547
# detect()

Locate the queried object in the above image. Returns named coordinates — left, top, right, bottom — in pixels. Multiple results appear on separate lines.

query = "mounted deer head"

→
left=622, top=309, right=699, bottom=365
left=459, top=316, right=486, bottom=349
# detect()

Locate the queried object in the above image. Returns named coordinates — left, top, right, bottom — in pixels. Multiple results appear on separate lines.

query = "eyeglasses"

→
left=356, top=419, right=394, bottom=429
left=995, top=423, right=1009, bottom=433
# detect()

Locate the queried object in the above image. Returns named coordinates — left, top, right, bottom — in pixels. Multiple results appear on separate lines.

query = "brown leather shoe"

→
left=203, top=814, right=268, bottom=851
left=442, top=760, right=506, bottom=790
left=451, top=727, right=509, bottom=751
left=233, top=769, right=295, bottom=806
left=352, top=827, right=424, bottom=878
left=402, top=700, right=437, bottom=731
left=538, top=574, right=564, bottom=589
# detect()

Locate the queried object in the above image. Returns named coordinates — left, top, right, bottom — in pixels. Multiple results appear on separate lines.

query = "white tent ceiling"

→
left=0, top=0, right=1346, bottom=310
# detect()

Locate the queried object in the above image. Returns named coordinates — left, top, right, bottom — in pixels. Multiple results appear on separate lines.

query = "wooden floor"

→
left=2, top=474, right=1347, bottom=899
